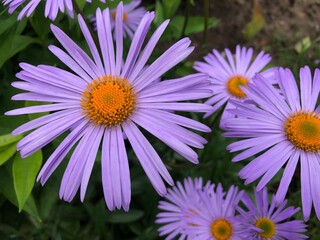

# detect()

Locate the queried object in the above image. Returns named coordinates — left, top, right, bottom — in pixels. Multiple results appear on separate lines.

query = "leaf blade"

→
left=0, top=143, right=18, bottom=166
left=13, top=150, right=43, bottom=211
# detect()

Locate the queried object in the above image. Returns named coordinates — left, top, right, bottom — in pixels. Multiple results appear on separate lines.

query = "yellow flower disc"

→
left=255, top=217, right=276, bottom=238
left=285, top=111, right=320, bottom=152
left=226, top=75, right=249, bottom=99
left=81, top=75, right=136, bottom=126
left=211, top=219, right=233, bottom=240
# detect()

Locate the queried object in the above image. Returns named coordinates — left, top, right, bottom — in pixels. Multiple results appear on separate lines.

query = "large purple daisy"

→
left=222, top=66, right=320, bottom=221
left=156, top=177, right=214, bottom=240
left=185, top=184, right=245, bottom=240
left=6, top=4, right=212, bottom=211
left=2, top=0, right=107, bottom=20
left=238, top=188, right=308, bottom=239
left=194, top=45, right=272, bottom=124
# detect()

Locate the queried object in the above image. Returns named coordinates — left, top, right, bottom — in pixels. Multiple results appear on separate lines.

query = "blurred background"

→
left=0, top=0, right=320, bottom=239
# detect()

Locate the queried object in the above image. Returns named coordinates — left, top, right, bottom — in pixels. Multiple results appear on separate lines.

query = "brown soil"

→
left=188, top=0, right=320, bottom=61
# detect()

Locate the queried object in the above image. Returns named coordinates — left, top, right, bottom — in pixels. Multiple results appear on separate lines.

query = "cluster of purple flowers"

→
left=2, top=0, right=319, bottom=238
left=157, top=178, right=307, bottom=240
left=195, top=44, right=320, bottom=223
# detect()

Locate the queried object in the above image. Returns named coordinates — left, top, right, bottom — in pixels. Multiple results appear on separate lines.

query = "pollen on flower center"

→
left=255, top=217, right=276, bottom=238
left=112, top=11, right=128, bottom=21
left=81, top=75, right=136, bottom=126
left=211, top=219, right=233, bottom=240
left=285, top=111, right=320, bottom=152
left=226, top=75, right=248, bottom=99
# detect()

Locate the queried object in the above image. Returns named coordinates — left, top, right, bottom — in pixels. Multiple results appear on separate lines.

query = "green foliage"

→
left=13, top=150, right=43, bottom=211
left=165, top=16, right=219, bottom=40
left=103, top=209, right=144, bottom=223
left=154, top=0, right=164, bottom=25
left=0, top=134, right=22, bottom=166
left=0, top=133, right=22, bottom=148
left=155, top=0, right=219, bottom=40
left=0, top=143, right=17, bottom=166
left=0, top=14, right=40, bottom=68
left=162, top=0, right=181, bottom=19
left=29, top=10, right=51, bottom=41
left=0, top=163, right=41, bottom=221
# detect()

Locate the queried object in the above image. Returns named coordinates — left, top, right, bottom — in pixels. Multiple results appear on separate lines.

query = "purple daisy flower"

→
left=2, top=0, right=107, bottom=20
left=6, top=3, right=212, bottom=211
left=156, top=177, right=214, bottom=240
left=238, top=188, right=308, bottom=239
left=194, top=45, right=272, bottom=124
left=90, top=0, right=146, bottom=39
left=222, top=66, right=320, bottom=221
left=184, top=184, right=245, bottom=240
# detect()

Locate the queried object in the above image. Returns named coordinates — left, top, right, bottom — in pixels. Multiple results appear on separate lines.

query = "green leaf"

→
left=243, top=0, right=266, bottom=40
left=0, top=13, right=18, bottom=35
left=0, top=143, right=17, bottom=166
left=13, top=150, right=43, bottom=211
left=162, top=0, right=181, bottom=18
left=154, top=0, right=164, bottom=26
left=0, top=165, right=41, bottom=221
left=76, top=0, right=87, bottom=10
left=29, top=10, right=51, bottom=41
left=105, top=209, right=144, bottom=223
left=0, top=20, right=40, bottom=68
left=0, top=133, right=22, bottom=148
left=166, top=16, right=219, bottom=40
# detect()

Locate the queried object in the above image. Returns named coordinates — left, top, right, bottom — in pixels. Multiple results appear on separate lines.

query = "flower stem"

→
left=181, top=0, right=191, bottom=38
left=203, top=0, right=210, bottom=50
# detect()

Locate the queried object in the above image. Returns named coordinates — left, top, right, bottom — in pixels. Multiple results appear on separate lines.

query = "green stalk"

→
left=181, top=0, right=191, bottom=38
left=203, top=0, right=210, bottom=50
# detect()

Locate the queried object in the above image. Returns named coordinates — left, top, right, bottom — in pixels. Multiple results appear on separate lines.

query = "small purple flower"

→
left=185, top=184, right=245, bottom=240
left=156, top=179, right=246, bottom=240
left=222, top=66, right=320, bottom=221
left=238, top=188, right=308, bottom=239
left=156, top=178, right=213, bottom=240
left=2, top=0, right=107, bottom=20
left=90, top=0, right=146, bottom=39
left=6, top=3, right=212, bottom=211
left=194, top=45, right=272, bottom=125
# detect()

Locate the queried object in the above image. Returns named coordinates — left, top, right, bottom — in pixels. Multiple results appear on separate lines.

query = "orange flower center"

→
left=285, top=111, right=320, bottom=152
left=226, top=75, right=248, bottom=98
left=255, top=217, right=276, bottom=238
left=210, top=219, right=233, bottom=240
left=81, top=75, right=136, bottom=126
left=112, top=11, right=128, bottom=22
